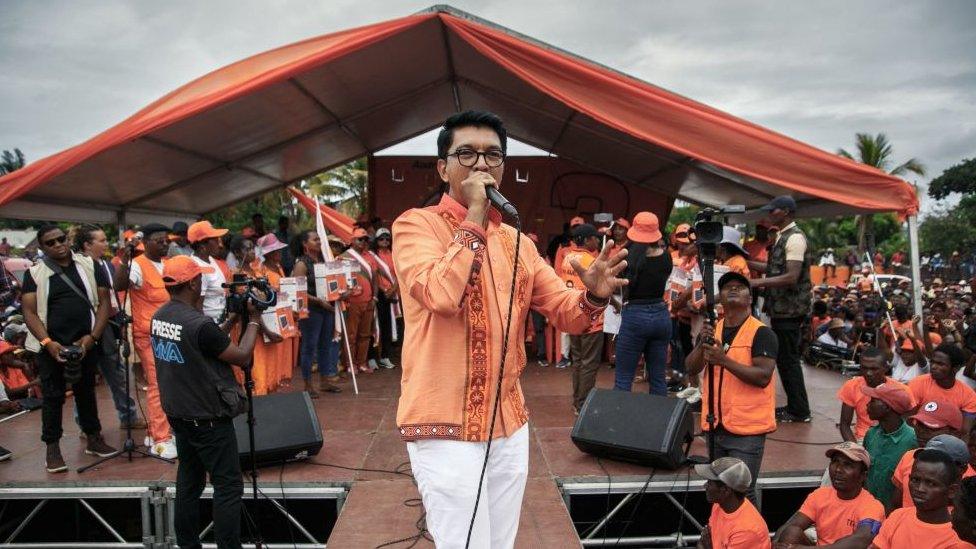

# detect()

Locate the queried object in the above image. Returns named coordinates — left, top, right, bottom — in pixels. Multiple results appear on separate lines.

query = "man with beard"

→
left=696, top=457, right=770, bottom=549
left=837, top=347, right=913, bottom=443
left=774, top=442, right=883, bottom=548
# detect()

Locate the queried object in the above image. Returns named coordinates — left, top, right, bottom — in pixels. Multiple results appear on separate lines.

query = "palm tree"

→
left=304, top=157, right=368, bottom=218
left=0, top=148, right=26, bottom=175
left=838, top=133, right=925, bottom=253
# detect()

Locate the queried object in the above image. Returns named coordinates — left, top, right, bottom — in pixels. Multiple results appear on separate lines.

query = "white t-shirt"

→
left=819, top=252, right=836, bottom=266
left=816, top=331, right=848, bottom=349
left=192, top=255, right=227, bottom=321
left=957, top=368, right=976, bottom=390
left=0, top=379, right=8, bottom=402
left=776, top=222, right=807, bottom=262
left=128, top=257, right=164, bottom=289
left=891, top=353, right=927, bottom=384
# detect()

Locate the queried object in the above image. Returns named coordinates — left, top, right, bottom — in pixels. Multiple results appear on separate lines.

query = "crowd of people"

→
left=0, top=213, right=403, bottom=471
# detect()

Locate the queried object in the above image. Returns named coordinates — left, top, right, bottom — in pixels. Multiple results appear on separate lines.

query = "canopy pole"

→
left=908, top=214, right=923, bottom=320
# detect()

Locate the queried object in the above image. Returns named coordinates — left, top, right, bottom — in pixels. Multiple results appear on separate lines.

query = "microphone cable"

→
left=464, top=213, right=522, bottom=549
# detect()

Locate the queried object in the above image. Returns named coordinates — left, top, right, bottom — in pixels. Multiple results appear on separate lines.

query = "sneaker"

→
left=684, top=388, right=702, bottom=405
left=777, top=412, right=812, bottom=423
left=46, top=443, right=67, bottom=473
left=368, top=359, right=379, bottom=371
left=776, top=406, right=788, bottom=415
left=151, top=439, right=178, bottom=460
left=676, top=386, right=699, bottom=400
left=0, top=445, right=12, bottom=462
left=85, top=434, right=118, bottom=458
left=537, top=359, right=549, bottom=367
left=555, top=359, right=570, bottom=369
left=379, top=358, right=396, bottom=369
left=144, top=436, right=154, bottom=448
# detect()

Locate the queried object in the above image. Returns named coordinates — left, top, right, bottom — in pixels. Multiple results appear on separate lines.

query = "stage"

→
left=0, top=360, right=847, bottom=547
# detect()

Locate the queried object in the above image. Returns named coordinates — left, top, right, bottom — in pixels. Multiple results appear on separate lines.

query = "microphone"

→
left=486, top=185, right=519, bottom=218
left=125, top=231, right=144, bottom=251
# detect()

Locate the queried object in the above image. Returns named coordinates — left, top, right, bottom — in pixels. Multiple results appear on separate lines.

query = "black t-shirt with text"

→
left=23, top=261, right=110, bottom=345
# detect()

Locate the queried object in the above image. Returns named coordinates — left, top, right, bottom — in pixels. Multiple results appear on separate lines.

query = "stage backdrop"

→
left=368, top=155, right=674, bottom=248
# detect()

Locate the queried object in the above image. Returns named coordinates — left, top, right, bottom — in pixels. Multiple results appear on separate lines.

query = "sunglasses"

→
left=43, top=235, right=67, bottom=247
left=355, top=237, right=369, bottom=242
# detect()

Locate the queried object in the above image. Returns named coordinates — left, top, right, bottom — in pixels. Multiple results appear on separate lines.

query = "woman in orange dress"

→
left=256, top=233, right=295, bottom=389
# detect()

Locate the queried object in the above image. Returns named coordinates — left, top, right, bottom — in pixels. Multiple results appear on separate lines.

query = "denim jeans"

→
left=298, top=307, right=335, bottom=381
left=171, top=417, right=243, bottom=549
left=614, top=302, right=672, bottom=394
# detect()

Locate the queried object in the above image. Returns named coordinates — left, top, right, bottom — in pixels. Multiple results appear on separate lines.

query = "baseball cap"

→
left=171, top=221, right=189, bottom=234
left=187, top=220, right=228, bottom=244
left=162, top=255, right=214, bottom=286
left=375, top=228, right=392, bottom=239
left=139, top=223, right=171, bottom=238
left=860, top=382, right=914, bottom=414
left=911, top=399, right=963, bottom=431
left=694, top=457, right=752, bottom=493
left=627, top=212, right=663, bottom=244
left=825, top=441, right=872, bottom=468
left=760, top=195, right=797, bottom=213
left=572, top=223, right=599, bottom=240
left=926, top=434, right=970, bottom=466
left=352, top=228, right=370, bottom=240
left=327, top=234, right=345, bottom=245
left=717, top=271, right=751, bottom=292
left=570, top=216, right=586, bottom=228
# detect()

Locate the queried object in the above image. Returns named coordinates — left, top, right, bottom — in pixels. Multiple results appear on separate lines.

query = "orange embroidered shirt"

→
left=392, top=194, right=605, bottom=442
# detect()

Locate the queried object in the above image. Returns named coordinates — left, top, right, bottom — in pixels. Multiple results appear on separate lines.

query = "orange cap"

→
left=352, top=228, right=370, bottom=239
left=911, top=399, right=963, bottom=431
left=187, top=220, right=229, bottom=244
left=860, top=383, right=914, bottom=414
left=570, top=216, right=585, bottom=227
left=162, top=256, right=214, bottom=286
left=627, top=212, right=663, bottom=244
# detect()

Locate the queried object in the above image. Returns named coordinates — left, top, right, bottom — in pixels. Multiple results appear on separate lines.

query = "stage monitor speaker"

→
left=234, top=392, right=323, bottom=468
left=571, top=389, right=693, bottom=469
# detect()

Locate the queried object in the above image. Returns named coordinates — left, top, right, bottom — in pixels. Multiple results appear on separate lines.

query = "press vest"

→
left=700, top=315, right=777, bottom=435
left=130, top=255, right=170, bottom=338
left=765, top=224, right=812, bottom=319
left=152, top=300, right=244, bottom=419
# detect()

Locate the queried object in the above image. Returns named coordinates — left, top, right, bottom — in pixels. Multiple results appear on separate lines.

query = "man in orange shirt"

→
left=552, top=215, right=586, bottom=368
left=872, top=449, right=973, bottom=549
left=891, top=399, right=964, bottom=510
left=340, top=228, right=392, bottom=373
left=838, top=347, right=914, bottom=442
left=696, top=457, right=771, bottom=549
left=391, top=111, right=627, bottom=548
left=563, top=223, right=604, bottom=413
left=908, top=344, right=976, bottom=433
left=114, top=223, right=177, bottom=459
left=775, top=442, right=884, bottom=548
left=743, top=222, right=771, bottom=279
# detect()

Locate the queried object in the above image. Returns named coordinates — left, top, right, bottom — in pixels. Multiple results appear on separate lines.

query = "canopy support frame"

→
left=908, top=214, right=924, bottom=320
left=288, top=79, right=371, bottom=153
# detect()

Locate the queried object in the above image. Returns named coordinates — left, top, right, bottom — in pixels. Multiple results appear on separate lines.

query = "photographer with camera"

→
left=22, top=224, right=117, bottom=473
left=153, top=255, right=264, bottom=549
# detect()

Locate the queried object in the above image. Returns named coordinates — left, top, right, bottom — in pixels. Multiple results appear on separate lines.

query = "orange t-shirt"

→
left=908, top=374, right=976, bottom=414
left=872, top=507, right=974, bottom=548
left=562, top=249, right=602, bottom=333
left=837, top=377, right=915, bottom=440
left=0, top=366, right=30, bottom=392
left=344, top=251, right=377, bottom=304
left=707, top=499, right=771, bottom=549
left=892, top=449, right=976, bottom=508
left=798, top=486, right=884, bottom=545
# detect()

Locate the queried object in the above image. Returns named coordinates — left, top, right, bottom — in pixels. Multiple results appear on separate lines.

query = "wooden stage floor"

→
left=0, top=360, right=848, bottom=547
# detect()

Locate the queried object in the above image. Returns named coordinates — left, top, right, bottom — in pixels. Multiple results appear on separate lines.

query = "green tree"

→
left=919, top=196, right=976, bottom=256
left=0, top=148, right=25, bottom=176
left=838, top=133, right=925, bottom=252
left=665, top=203, right=698, bottom=233
left=305, top=158, right=368, bottom=219
left=928, top=157, right=976, bottom=200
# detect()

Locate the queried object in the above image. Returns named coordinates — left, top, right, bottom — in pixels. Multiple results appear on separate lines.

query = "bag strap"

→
left=42, top=257, right=96, bottom=314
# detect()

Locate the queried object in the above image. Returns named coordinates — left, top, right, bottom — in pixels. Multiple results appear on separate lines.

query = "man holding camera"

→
left=153, top=255, right=262, bottom=549
left=22, top=225, right=117, bottom=473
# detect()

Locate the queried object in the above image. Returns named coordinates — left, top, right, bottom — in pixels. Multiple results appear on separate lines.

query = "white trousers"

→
left=407, top=423, right=529, bottom=549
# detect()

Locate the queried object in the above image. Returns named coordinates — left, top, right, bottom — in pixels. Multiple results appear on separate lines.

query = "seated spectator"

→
left=872, top=449, right=970, bottom=548
left=908, top=344, right=976, bottom=433
left=0, top=340, right=35, bottom=399
left=695, top=457, right=771, bottom=549
left=891, top=330, right=929, bottom=384
left=810, top=301, right=832, bottom=342
left=952, top=476, right=976, bottom=544
left=891, top=399, right=964, bottom=510
left=838, top=347, right=913, bottom=442
left=861, top=382, right=918, bottom=510
left=818, top=318, right=852, bottom=349
left=775, top=442, right=882, bottom=548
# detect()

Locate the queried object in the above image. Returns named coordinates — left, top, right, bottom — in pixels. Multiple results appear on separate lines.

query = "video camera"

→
left=222, top=274, right=278, bottom=316
left=693, top=205, right=745, bottom=324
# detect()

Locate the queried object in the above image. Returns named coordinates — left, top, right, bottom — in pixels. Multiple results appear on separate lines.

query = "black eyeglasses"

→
left=43, top=235, right=67, bottom=247
left=448, top=148, right=505, bottom=168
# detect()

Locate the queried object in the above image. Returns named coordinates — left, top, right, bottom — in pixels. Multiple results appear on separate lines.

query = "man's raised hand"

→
left=570, top=239, right=628, bottom=300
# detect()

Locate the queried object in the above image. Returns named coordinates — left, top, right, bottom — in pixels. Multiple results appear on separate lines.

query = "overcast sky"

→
left=2, top=0, right=974, bottom=214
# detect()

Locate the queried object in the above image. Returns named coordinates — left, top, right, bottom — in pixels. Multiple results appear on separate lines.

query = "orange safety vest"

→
left=700, top=315, right=776, bottom=435
left=130, top=255, right=170, bottom=337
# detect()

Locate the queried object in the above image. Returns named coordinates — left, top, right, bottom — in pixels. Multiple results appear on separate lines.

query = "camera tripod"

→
left=78, top=279, right=174, bottom=473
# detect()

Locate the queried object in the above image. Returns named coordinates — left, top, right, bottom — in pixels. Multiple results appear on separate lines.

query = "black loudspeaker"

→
left=571, top=389, right=694, bottom=469
left=234, top=392, right=323, bottom=467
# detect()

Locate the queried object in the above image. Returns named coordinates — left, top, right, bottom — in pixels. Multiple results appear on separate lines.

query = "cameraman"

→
left=152, top=256, right=262, bottom=549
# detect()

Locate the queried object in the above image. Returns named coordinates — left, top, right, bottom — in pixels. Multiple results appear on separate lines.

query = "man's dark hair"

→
left=916, top=448, right=959, bottom=485
left=36, top=223, right=61, bottom=244
left=813, top=301, right=828, bottom=315
left=894, top=304, right=909, bottom=319
left=436, top=111, right=507, bottom=159
left=935, top=343, right=967, bottom=368
left=71, top=223, right=103, bottom=252
left=291, top=229, right=316, bottom=259
left=860, top=346, right=886, bottom=362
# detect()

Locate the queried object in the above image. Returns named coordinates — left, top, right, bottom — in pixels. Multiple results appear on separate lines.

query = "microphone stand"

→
left=699, top=246, right=719, bottom=463
left=79, top=258, right=174, bottom=473
left=238, top=309, right=263, bottom=549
